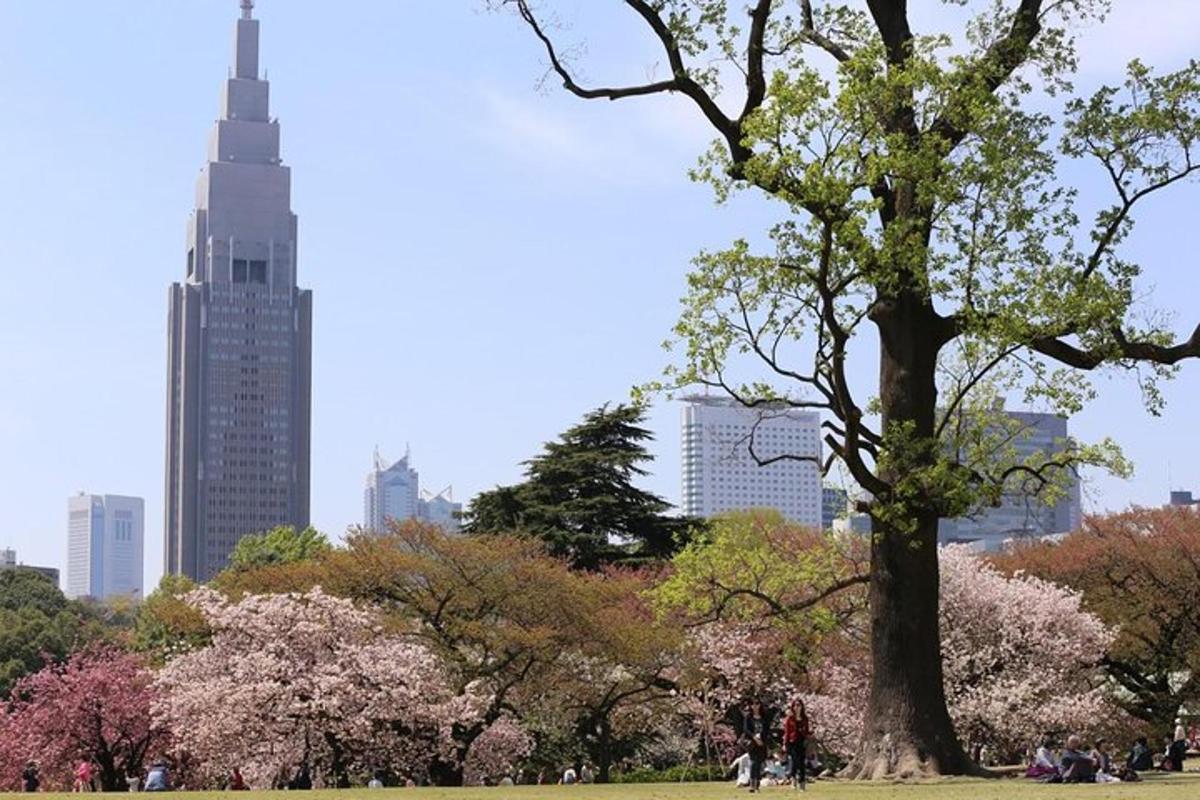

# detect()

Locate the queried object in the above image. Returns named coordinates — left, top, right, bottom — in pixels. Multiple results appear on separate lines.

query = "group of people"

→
left=18, top=760, right=239, bottom=793
left=1026, top=720, right=1195, bottom=784
left=734, top=699, right=815, bottom=792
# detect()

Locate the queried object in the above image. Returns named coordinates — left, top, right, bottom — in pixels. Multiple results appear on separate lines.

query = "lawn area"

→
left=10, top=775, right=1200, bottom=800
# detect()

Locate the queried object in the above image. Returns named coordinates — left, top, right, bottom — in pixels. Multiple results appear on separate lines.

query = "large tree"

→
left=0, top=645, right=169, bottom=792
left=154, top=587, right=465, bottom=789
left=0, top=569, right=105, bottom=696
left=495, top=0, right=1200, bottom=777
left=464, top=404, right=694, bottom=568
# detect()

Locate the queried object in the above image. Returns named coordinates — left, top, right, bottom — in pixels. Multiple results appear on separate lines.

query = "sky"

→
left=0, top=1, right=1197, bottom=591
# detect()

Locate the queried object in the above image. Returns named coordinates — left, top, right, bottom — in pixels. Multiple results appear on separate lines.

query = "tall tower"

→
left=67, top=494, right=145, bottom=600
left=165, top=1, right=312, bottom=581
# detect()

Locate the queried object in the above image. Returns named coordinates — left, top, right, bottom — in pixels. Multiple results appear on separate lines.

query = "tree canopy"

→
left=0, top=569, right=104, bottom=697
left=464, top=404, right=696, bottom=569
left=225, top=525, right=331, bottom=573
left=994, top=507, right=1200, bottom=732
left=495, top=0, right=1200, bottom=777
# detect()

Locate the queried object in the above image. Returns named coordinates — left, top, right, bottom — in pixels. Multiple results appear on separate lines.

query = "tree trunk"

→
left=596, top=718, right=613, bottom=783
left=846, top=296, right=978, bottom=779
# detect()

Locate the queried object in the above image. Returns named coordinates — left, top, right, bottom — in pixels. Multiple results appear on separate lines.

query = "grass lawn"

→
left=10, top=774, right=1200, bottom=800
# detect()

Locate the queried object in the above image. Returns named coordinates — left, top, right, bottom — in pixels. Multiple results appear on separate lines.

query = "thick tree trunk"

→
left=845, top=295, right=977, bottom=779
left=596, top=718, right=613, bottom=783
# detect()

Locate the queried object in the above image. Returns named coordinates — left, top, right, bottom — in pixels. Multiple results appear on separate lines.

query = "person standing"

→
left=743, top=699, right=772, bottom=794
left=21, top=761, right=39, bottom=793
left=782, top=700, right=811, bottom=791
left=73, top=761, right=94, bottom=793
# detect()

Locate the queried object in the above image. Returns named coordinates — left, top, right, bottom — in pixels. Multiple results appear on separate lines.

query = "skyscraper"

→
left=66, top=494, right=144, bottom=600
left=165, top=1, right=312, bottom=581
left=680, top=396, right=823, bottom=528
left=364, top=450, right=462, bottom=533
left=938, top=410, right=1082, bottom=551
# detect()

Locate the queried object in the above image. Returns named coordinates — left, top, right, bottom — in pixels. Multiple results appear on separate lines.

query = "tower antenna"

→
left=241, top=0, right=254, bottom=21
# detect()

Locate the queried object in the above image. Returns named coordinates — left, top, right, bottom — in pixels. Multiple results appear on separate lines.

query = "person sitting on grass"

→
left=1128, top=736, right=1154, bottom=772
left=1060, top=735, right=1096, bottom=783
left=1090, top=739, right=1120, bottom=784
left=1025, top=737, right=1058, bottom=778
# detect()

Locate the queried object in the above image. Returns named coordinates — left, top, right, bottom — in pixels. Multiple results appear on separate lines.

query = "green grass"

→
left=11, top=774, right=1200, bottom=800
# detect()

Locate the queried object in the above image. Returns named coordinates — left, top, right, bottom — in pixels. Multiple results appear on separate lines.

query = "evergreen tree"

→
left=465, top=405, right=693, bottom=569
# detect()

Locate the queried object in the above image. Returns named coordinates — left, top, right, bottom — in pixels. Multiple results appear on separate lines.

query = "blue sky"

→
left=0, top=1, right=1197, bottom=589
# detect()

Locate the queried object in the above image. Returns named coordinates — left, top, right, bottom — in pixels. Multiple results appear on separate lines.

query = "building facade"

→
left=938, top=411, right=1082, bottom=551
left=364, top=451, right=462, bottom=533
left=680, top=396, right=823, bottom=528
left=66, top=494, right=144, bottom=600
left=0, top=548, right=60, bottom=586
left=165, top=2, right=312, bottom=581
left=822, top=486, right=848, bottom=530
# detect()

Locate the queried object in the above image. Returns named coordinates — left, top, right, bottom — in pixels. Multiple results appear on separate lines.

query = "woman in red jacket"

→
left=783, top=699, right=811, bottom=790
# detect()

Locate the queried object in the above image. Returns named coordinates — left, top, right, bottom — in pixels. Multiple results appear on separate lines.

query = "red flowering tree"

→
left=0, top=645, right=169, bottom=791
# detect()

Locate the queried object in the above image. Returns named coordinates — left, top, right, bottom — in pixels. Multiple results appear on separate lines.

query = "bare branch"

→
left=1030, top=323, right=1200, bottom=369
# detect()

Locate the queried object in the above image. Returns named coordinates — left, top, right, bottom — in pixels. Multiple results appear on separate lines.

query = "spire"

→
left=234, top=2, right=260, bottom=80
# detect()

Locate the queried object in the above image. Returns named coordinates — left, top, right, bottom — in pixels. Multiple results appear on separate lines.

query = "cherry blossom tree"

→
left=462, top=716, right=534, bottom=785
left=802, top=547, right=1115, bottom=760
left=154, top=587, right=482, bottom=788
left=0, top=645, right=169, bottom=791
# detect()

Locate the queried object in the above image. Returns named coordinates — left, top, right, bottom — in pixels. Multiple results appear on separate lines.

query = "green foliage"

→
left=464, top=405, right=699, bottom=569
left=612, top=764, right=726, bottom=783
left=0, top=569, right=104, bottom=696
left=226, top=525, right=331, bottom=573
left=617, top=2, right=1199, bottom=530
left=131, top=574, right=210, bottom=665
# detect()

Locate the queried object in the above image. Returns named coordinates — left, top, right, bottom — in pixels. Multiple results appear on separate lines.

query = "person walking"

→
left=783, top=700, right=811, bottom=791
left=743, top=699, right=772, bottom=794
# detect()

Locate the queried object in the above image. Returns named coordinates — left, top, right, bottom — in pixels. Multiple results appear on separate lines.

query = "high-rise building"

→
left=364, top=450, right=462, bottom=533
left=938, top=410, right=1082, bottom=551
left=822, top=486, right=849, bottom=530
left=420, top=489, right=462, bottom=531
left=0, top=549, right=14, bottom=568
left=66, top=494, right=144, bottom=600
left=680, top=396, right=823, bottom=528
left=1170, top=490, right=1198, bottom=507
left=165, top=2, right=313, bottom=581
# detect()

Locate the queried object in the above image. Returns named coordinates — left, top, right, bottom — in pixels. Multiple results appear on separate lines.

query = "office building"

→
left=1170, top=490, right=1198, bottom=507
left=165, top=1, right=313, bottom=581
left=680, top=396, right=822, bottom=528
left=0, top=548, right=60, bottom=586
left=364, top=450, right=462, bottom=533
left=938, top=410, right=1082, bottom=551
left=66, top=494, right=144, bottom=600
left=822, top=486, right=848, bottom=530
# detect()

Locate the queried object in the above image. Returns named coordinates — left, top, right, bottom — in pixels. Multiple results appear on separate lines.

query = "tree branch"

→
left=1030, top=323, right=1200, bottom=369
